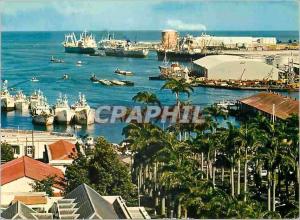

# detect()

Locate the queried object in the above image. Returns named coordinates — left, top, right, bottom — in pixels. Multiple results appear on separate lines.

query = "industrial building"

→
left=192, top=55, right=280, bottom=80
left=239, top=92, right=299, bottom=120
left=190, top=34, right=276, bottom=49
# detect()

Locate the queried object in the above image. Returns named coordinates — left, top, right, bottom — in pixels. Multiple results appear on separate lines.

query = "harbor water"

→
left=1, top=31, right=299, bottom=143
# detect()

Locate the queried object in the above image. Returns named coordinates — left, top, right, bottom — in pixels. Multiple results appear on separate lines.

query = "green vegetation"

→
left=1, top=143, right=14, bottom=162
left=121, top=79, right=299, bottom=218
left=31, top=176, right=56, bottom=196
left=64, top=137, right=137, bottom=205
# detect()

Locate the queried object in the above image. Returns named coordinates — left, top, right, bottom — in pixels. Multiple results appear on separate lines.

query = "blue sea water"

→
left=1, top=31, right=299, bottom=143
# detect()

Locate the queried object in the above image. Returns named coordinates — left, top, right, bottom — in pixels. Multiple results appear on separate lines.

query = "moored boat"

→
left=53, top=93, right=75, bottom=124
left=1, top=81, right=15, bottom=111
left=14, top=90, right=29, bottom=111
left=115, top=68, right=133, bottom=76
left=29, top=90, right=43, bottom=110
left=31, top=95, right=54, bottom=125
left=72, top=93, right=95, bottom=125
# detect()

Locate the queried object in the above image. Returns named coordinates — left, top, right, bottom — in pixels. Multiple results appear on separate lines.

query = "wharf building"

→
left=238, top=92, right=299, bottom=121
left=192, top=55, right=280, bottom=81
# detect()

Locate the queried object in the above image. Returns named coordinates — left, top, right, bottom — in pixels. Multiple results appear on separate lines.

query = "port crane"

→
left=239, top=68, right=246, bottom=81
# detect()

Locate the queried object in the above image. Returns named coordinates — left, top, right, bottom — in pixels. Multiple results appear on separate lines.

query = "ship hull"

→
left=55, top=109, right=75, bottom=124
left=74, top=108, right=95, bottom=125
left=1, top=98, right=15, bottom=112
left=156, top=50, right=217, bottom=62
left=32, top=115, right=54, bottom=125
left=105, top=49, right=148, bottom=58
left=15, top=101, right=29, bottom=111
left=64, top=47, right=96, bottom=54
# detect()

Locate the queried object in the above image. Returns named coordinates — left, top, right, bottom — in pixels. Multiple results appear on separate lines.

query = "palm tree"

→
left=132, top=91, right=161, bottom=107
left=161, top=78, right=194, bottom=105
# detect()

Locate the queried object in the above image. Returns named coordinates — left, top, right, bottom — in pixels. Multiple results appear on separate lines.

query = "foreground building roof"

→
left=1, top=156, right=64, bottom=189
left=239, top=92, right=299, bottom=119
left=13, top=195, right=47, bottom=205
left=0, top=201, right=52, bottom=219
left=48, top=140, right=77, bottom=160
left=63, top=184, right=120, bottom=219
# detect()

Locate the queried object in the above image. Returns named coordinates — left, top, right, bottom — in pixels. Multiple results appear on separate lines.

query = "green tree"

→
left=65, top=137, right=137, bottom=204
left=1, top=143, right=14, bottom=162
left=30, top=176, right=56, bottom=196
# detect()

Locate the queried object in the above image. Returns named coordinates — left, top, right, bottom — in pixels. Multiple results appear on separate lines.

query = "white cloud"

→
left=166, top=19, right=206, bottom=31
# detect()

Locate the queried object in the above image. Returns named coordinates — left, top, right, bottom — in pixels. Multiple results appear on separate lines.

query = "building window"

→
left=27, top=146, right=33, bottom=155
left=12, top=145, right=20, bottom=154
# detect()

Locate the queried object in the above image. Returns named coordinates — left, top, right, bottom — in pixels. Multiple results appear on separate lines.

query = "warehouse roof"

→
left=193, top=55, right=263, bottom=70
left=193, top=55, right=279, bottom=80
left=239, top=92, right=299, bottom=119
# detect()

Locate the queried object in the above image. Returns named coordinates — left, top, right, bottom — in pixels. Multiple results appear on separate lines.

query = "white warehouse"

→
left=190, top=34, right=276, bottom=49
left=192, top=55, right=280, bottom=81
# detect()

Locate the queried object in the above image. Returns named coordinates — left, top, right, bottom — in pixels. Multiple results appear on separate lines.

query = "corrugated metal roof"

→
left=64, top=184, right=120, bottom=219
left=239, top=92, right=299, bottom=119
left=1, top=201, right=36, bottom=219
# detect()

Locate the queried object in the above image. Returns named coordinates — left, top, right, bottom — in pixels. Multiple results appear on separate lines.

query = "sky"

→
left=0, top=0, right=299, bottom=31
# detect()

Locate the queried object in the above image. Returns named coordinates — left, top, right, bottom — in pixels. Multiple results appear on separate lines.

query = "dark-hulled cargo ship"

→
left=63, top=31, right=97, bottom=54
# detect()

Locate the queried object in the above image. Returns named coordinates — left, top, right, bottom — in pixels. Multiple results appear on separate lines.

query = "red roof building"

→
left=48, top=140, right=77, bottom=160
left=239, top=92, right=299, bottom=120
left=1, top=156, right=64, bottom=190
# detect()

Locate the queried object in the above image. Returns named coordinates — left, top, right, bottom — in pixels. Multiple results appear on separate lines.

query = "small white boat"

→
left=62, top=74, right=69, bottom=80
left=31, top=77, right=39, bottom=82
left=76, top=60, right=82, bottom=66
left=217, top=100, right=236, bottom=109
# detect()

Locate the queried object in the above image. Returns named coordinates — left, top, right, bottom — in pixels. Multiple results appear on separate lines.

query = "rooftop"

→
left=1, top=156, right=64, bottom=189
left=48, top=140, right=77, bottom=160
left=13, top=196, right=47, bottom=205
left=239, top=92, right=299, bottom=119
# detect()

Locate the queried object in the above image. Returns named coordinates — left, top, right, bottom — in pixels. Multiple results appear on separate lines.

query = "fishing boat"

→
left=32, top=111, right=54, bottom=125
left=14, top=90, right=29, bottom=111
left=115, top=68, right=133, bottom=76
left=98, top=79, right=112, bottom=86
left=50, top=56, right=64, bottom=63
left=63, top=31, right=97, bottom=54
left=29, top=90, right=44, bottom=110
left=53, top=93, right=75, bottom=124
left=31, top=96, right=54, bottom=125
left=72, top=93, right=95, bottom=125
left=1, top=81, right=15, bottom=111
left=76, top=60, right=82, bottom=66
